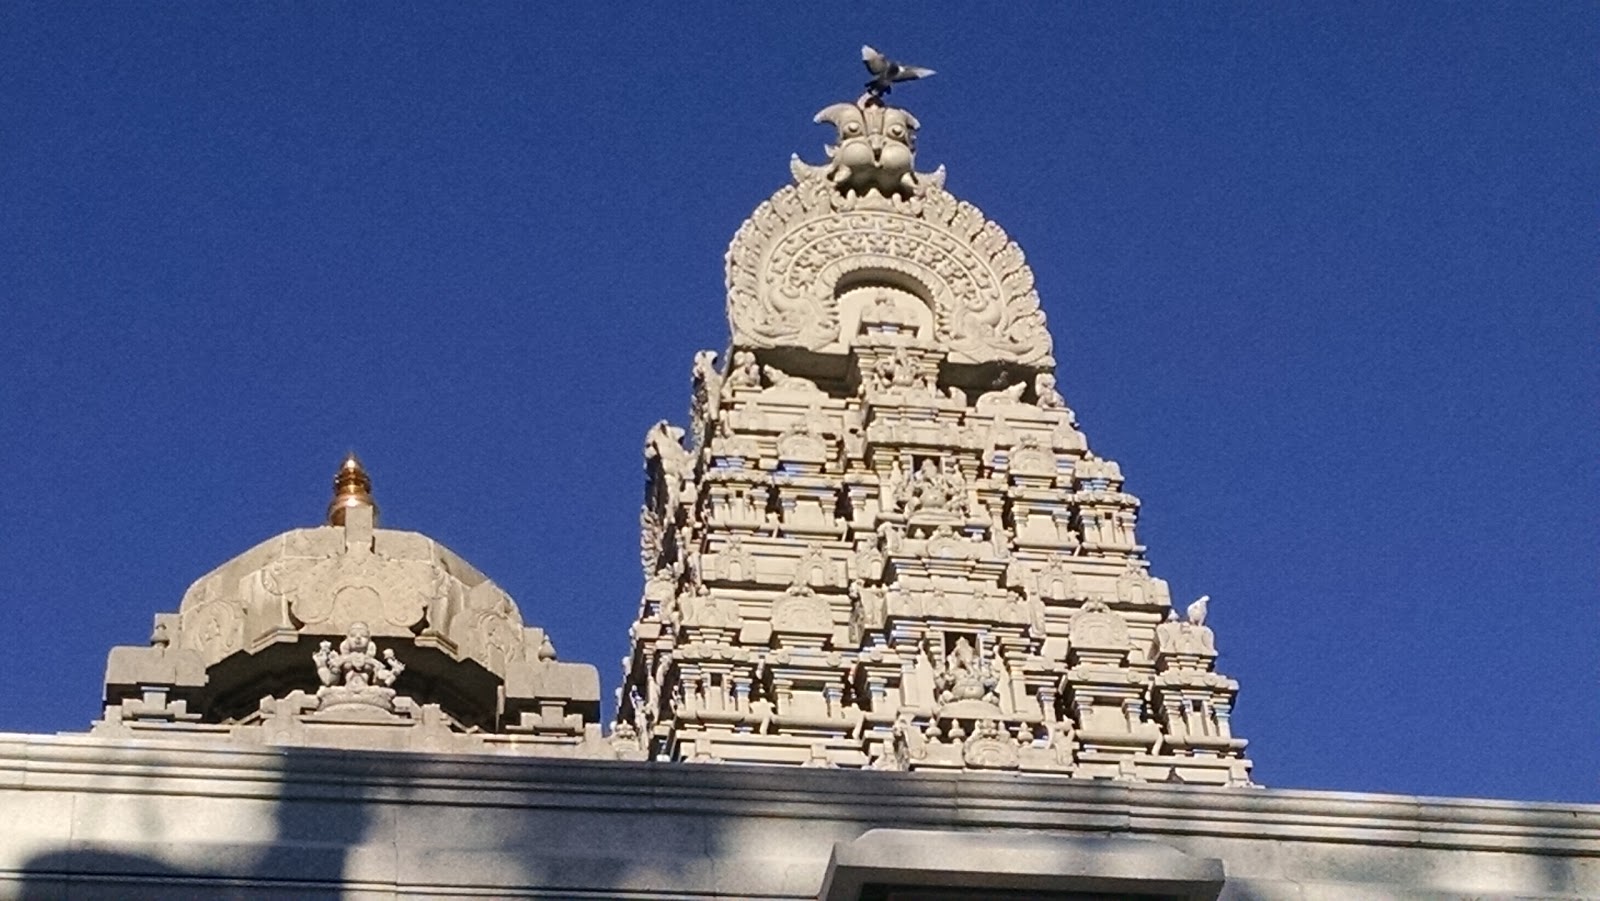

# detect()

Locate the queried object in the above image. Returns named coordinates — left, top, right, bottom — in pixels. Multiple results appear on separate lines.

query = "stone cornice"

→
left=5, top=732, right=1596, bottom=857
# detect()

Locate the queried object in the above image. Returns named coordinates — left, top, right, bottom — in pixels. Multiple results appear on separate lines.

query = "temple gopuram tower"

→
left=618, top=87, right=1254, bottom=786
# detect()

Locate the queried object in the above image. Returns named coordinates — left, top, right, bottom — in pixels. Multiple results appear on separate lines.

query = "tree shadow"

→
left=17, top=744, right=371, bottom=899
left=11, top=745, right=1596, bottom=899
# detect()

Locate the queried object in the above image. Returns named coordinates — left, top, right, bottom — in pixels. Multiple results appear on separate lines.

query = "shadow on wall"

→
left=13, top=746, right=847, bottom=900
left=19, top=747, right=376, bottom=900
left=14, top=746, right=1592, bottom=899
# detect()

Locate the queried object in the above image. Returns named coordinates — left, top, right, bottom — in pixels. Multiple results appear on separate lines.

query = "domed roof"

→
left=96, top=457, right=621, bottom=757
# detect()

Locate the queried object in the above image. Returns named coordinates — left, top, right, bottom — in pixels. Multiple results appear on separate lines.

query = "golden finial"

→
left=327, top=452, right=378, bottom=526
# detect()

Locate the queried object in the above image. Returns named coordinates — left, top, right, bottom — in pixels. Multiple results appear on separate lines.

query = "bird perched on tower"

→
left=1186, top=595, right=1211, bottom=628
left=862, top=45, right=935, bottom=98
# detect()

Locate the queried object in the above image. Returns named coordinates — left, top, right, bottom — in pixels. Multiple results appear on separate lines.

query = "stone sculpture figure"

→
left=941, top=458, right=968, bottom=514
left=724, top=350, right=762, bottom=392
left=907, top=459, right=948, bottom=514
left=312, top=621, right=406, bottom=710
left=805, top=99, right=926, bottom=197
left=645, top=421, right=693, bottom=476
left=936, top=636, right=998, bottom=705
left=762, top=364, right=822, bottom=394
left=691, top=350, right=723, bottom=427
left=1034, top=373, right=1068, bottom=410
left=880, top=457, right=910, bottom=513
left=905, top=458, right=966, bottom=517
left=645, top=421, right=694, bottom=515
left=975, top=381, right=1027, bottom=411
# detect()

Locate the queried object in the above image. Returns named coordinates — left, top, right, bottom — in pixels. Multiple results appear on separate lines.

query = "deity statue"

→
left=723, top=350, right=762, bottom=392
left=312, top=621, right=405, bottom=710
left=905, top=457, right=966, bottom=516
left=935, top=635, right=999, bottom=705
left=880, top=457, right=909, bottom=513
left=907, top=459, right=948, bottom=514
left=941, top=457, right=968, bottom=513
left=1034, top=372, right=1068, bottom=410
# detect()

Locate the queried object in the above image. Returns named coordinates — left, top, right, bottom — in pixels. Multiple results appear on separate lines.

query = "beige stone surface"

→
left=619, top=95, right=1251, bottom=784
left=1, top=734, right=1597, bottom=899
left=90, top=466, right=626, bottom=761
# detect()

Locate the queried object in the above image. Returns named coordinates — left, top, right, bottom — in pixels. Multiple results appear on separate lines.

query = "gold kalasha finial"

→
left=327, top=452, right=378, bottom=526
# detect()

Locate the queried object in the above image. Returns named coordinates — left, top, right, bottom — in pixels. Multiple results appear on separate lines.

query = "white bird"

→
left=1185, top=595, right=1210, bottom=627
left=862, top=45, right=936, bottom=97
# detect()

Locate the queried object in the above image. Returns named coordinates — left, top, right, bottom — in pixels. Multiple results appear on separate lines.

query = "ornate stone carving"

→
left=1156, top=610, right=1218, bottom=656
left=621, top=92, right=1251, bottom=783
left=1115, top=563, right=1171, bottom=608
left=313, top=622, right=405, bottom=711
left=906, top=458, right=967, bottom=517
left=775, top=421, right=829, bottom=462
left=255, top=539, right=448, bottom=639
left=772, top=587, right=834, bottom=633
left=962, top=719, right=1021, bottom=769
left=645, top=421, right=694, bottom=490
left=791, top=101, right=934, bottom=198
left=975, top=381, right=1028, bottom=411
left=1009, top=434, right=1057, bottom=478
left=935, top=637, right=999, bottom=705
left=96, top=458, right=621, bottom=760
left=727, top=98, right=1052, bottom=366
left=1035, top=372, right=1070, bottom=413
left=1069, top=600, right=1131, bottom=651
left=754, top=367, right=817, bottom=398
left=179, top=599, right=243, bottom=661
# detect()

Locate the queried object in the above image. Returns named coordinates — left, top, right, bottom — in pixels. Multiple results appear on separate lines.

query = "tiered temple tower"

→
left=618, top=93, right=1253, bottom=785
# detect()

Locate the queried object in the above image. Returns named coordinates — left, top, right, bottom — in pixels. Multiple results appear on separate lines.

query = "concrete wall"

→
left=1, top=733, right=1596, bottom=899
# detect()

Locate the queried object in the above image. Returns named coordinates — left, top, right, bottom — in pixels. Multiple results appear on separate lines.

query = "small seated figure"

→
left=1034, top=373, right=1068, bottom=410
left=723, top=350, right=762, bottom=392
left=935, top=636, right=999, bottom=705
left=312, top=621, right=406, bottom=708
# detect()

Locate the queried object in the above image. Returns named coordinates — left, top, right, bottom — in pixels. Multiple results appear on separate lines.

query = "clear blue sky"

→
left=2, top=4, right=1595, bottom=802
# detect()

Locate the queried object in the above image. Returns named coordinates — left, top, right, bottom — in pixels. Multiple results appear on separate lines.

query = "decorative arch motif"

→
left=725, top=169, right=1054, bottom=366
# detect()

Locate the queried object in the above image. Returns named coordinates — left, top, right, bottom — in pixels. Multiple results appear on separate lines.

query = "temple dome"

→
left=95, top=457, right=625, bottom=758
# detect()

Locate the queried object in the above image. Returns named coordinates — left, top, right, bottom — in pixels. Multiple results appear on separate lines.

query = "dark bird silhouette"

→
left=862, top=45, right=935, bottom=97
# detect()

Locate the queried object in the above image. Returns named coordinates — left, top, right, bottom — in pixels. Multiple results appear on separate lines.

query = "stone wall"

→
left=2, top=733, right=1596, bottom=899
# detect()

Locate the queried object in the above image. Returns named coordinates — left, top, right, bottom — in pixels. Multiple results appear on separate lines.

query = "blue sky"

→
left=2, top=4, right=1595, bottom=802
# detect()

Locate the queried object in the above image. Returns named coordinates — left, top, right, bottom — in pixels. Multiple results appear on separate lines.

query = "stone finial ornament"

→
left=803, top=101, right=927, bottom=198
left=739, top=87, right=1048, bottom=365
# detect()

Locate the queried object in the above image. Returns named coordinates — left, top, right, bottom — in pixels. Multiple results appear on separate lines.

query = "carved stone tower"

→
left=618, top=93, right=1253, bottom=785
